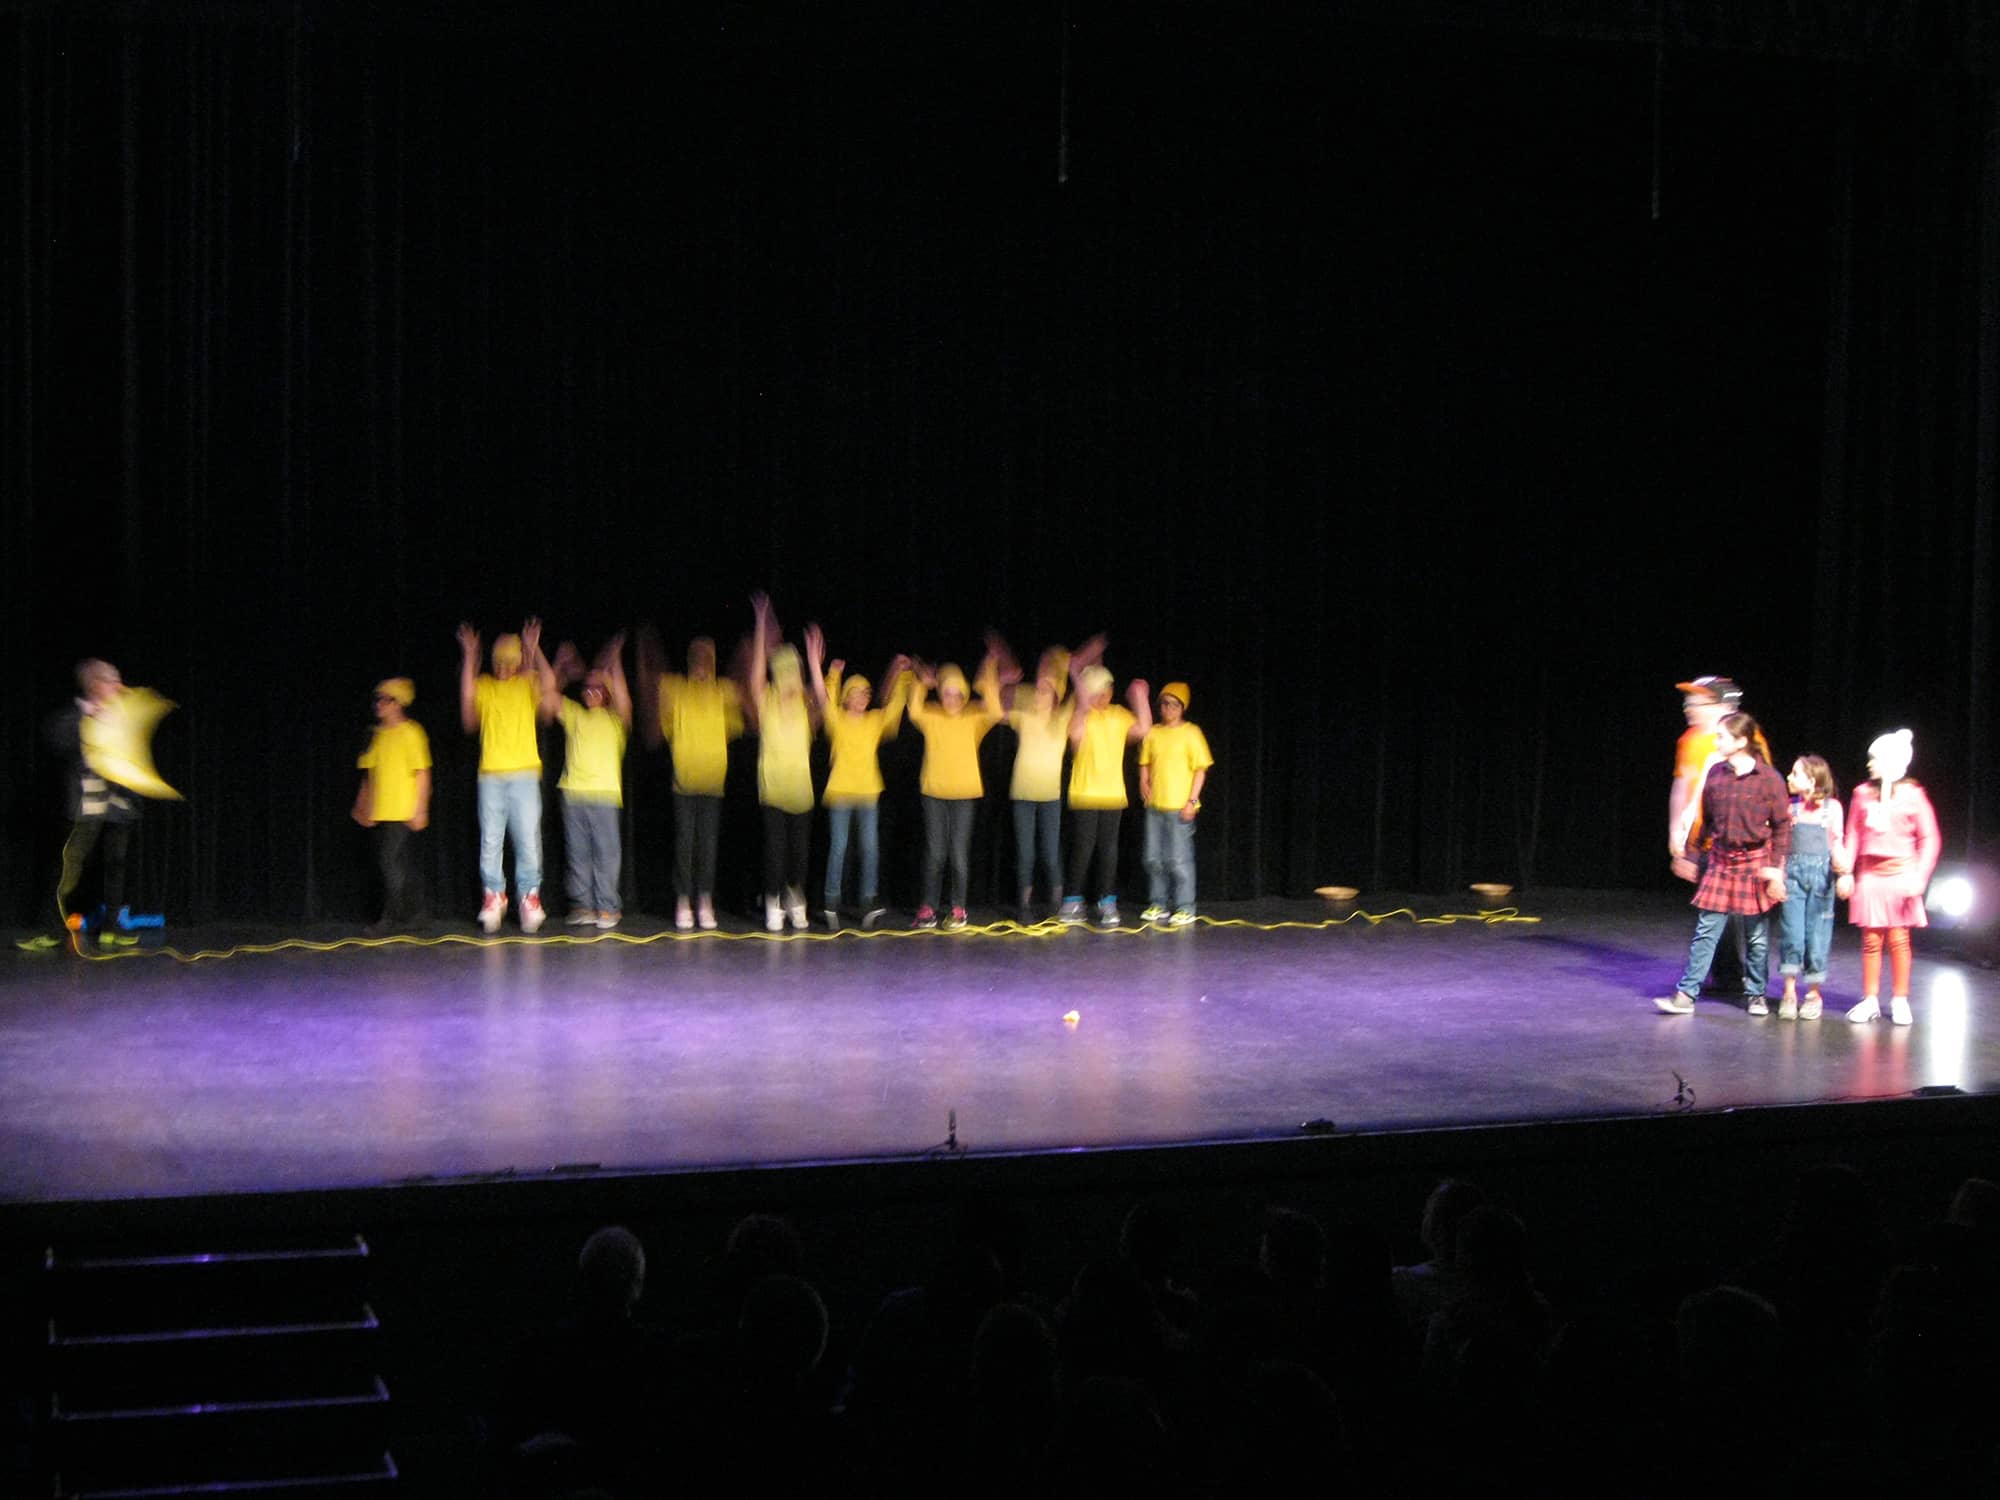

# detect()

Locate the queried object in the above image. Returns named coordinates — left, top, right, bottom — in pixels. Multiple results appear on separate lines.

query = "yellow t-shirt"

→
left=1068, top=704, right=1137, bottom=809
left=474, top=674, right=541, bottom=774
left=822, top=670, right=911, bottom=805
left=757, top=687, right=816, bottom=813
left=910, top=691, right=1001, bottom=800
left=1009, top=698, right=1070, bottom=802
left=1140, top=721, right=1214, bottom=812
left=660, top=675, right=744, bottom=797
left=556, top=699, right=628, bottom=805
left=358, top=719, right=432, bottom=823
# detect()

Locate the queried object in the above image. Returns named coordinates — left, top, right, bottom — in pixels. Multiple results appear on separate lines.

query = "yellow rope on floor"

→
left=42, top=906, right=1538, bottom=964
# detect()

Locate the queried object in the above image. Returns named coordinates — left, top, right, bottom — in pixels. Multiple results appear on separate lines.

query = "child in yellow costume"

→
left=804, top=626, right=913, bottom=929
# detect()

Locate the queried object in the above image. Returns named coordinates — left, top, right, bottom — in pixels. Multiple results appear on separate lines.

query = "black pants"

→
left=675, top=793, right=722, bottom=900
left=1067, top=808, right=1123, bottom=899
left=921, top=796, right=977, bottom=910
left=373, top=822, right=419, bottom=923
left=762, top=807, right=811, bottom=897
left=59, top=815, right=131, bottom=923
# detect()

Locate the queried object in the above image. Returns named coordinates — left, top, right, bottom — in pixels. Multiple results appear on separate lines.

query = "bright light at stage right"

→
left=1930, top=875, right=1975, bottom=920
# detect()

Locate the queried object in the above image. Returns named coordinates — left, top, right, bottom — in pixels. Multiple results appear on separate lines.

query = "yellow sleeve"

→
left=409, top=723, right=433, bottom=770
left=879, top=670, right=913, bottom=741
left=721, top=680, right=746, bottom=738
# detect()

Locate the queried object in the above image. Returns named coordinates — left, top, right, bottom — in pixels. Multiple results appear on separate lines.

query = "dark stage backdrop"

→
left=5, top=1, right=1997, bottom=925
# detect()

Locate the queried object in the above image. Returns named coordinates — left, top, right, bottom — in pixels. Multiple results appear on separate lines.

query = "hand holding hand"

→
left=1836, top=873, right=1854, bottom=900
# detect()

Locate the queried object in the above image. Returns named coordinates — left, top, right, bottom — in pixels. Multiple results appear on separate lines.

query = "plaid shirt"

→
left=1693, top=759, right=1791, bottom=915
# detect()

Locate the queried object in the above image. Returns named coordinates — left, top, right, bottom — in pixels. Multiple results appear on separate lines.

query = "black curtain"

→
left=4, top=1, right=1996, bottom=924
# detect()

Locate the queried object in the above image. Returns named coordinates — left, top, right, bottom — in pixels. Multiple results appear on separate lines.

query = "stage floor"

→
left=4, top=891, right=1996, bottom=1204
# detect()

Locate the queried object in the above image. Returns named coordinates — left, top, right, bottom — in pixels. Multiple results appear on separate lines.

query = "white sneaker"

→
left=787, top=902, right=809, bottom=931
left=1652, top=993, right=1695, bottom=1015
left=1747, top=995, right=1769, bottom=1017
left=518, top=891, right=546, bottom=934
left=674, top=899, right=694, bottom=932
left=478, top=891, right=506, bottom=934
left=1890, top=996, right=1912, bottom=1026
left=1847, top=996, right=1881, bottom=1024
left=697, top=899, right=717, bottom=931
left=764, top=898, right=783, bottom=933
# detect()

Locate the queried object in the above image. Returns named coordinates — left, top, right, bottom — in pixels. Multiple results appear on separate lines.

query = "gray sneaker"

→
left=1652, top=993, right=1695, bottom=1015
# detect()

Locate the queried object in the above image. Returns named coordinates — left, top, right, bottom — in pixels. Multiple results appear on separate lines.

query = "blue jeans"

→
left=824, top=802, right=880, bottom=908
left=1778, top=854, right=1835, bottom=986
left=921, top=797, right=976, bottom=910
left=1143, top=810, right=1197, bottom=910
left=562, top=795, right=621, bottom=915
left=478, top=772, right=543, bottom=897
left=1676, top=907, right=1770, bottom=1001
left=1012, top=799, right=1061, bottom=898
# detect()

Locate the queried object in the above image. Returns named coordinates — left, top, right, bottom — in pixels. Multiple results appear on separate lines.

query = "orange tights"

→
left=1859, top=927, right=1912, bottom=998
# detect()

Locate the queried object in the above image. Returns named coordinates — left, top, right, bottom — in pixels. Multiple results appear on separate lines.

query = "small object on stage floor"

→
left=1470, top=883, right=1513, bottom=900
left=1063, top=1009, right=1081, bottom=1026
left=1315, top=885, right=1359, bottom=902
left=1300, top=1117, right=1336, bottom=1134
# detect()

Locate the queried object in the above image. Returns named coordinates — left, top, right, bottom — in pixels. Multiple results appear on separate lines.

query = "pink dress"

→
left=1841, top=781, right=1941, bottom=929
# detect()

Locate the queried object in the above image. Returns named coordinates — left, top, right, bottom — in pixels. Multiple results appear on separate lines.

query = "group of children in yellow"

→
left=354, top=599, right=1213, bottom=938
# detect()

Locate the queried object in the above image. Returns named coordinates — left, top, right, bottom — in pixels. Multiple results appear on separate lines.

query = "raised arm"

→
left=803, top=623, right=830, bottom=718
left=523, top=618, right=558, bottom=723
left=1125, top=678, right=1154, bottom=743
left=974, top=652, right=1005, bottom=723
left=456, top=623, right=481, bottom=734
left=744, top=592, right=771, bottom=730
left=878, top=655, right=914, bottom=740
left=907, top=658, right=937, bottom=722
left=601, top=631, right=632, bottom=729
left=634, top=627, right=667, bottom=748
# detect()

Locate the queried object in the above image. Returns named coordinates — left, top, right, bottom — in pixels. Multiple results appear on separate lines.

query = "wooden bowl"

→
left=1469, top=882, right=1514, bottom=899
left=1315, top=885, right=1360, bottom=901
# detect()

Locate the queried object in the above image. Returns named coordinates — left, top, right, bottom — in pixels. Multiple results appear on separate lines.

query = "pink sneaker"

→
left=478, top=891, right=506, bottom=933
left=519, top=891, right=546, bottom=934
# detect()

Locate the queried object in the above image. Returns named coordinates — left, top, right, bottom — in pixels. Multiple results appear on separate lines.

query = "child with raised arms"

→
left=545, top=635, right=632, bottom=930
left=905, top=650, right=1006, bottom=930
left=1061, top=641, right=1152, bottom=929
left=747, top=593, right=820, bottom=932
left=638, top=629, right=745, bottom=931
left=804, top=625, right=912, bottom=930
